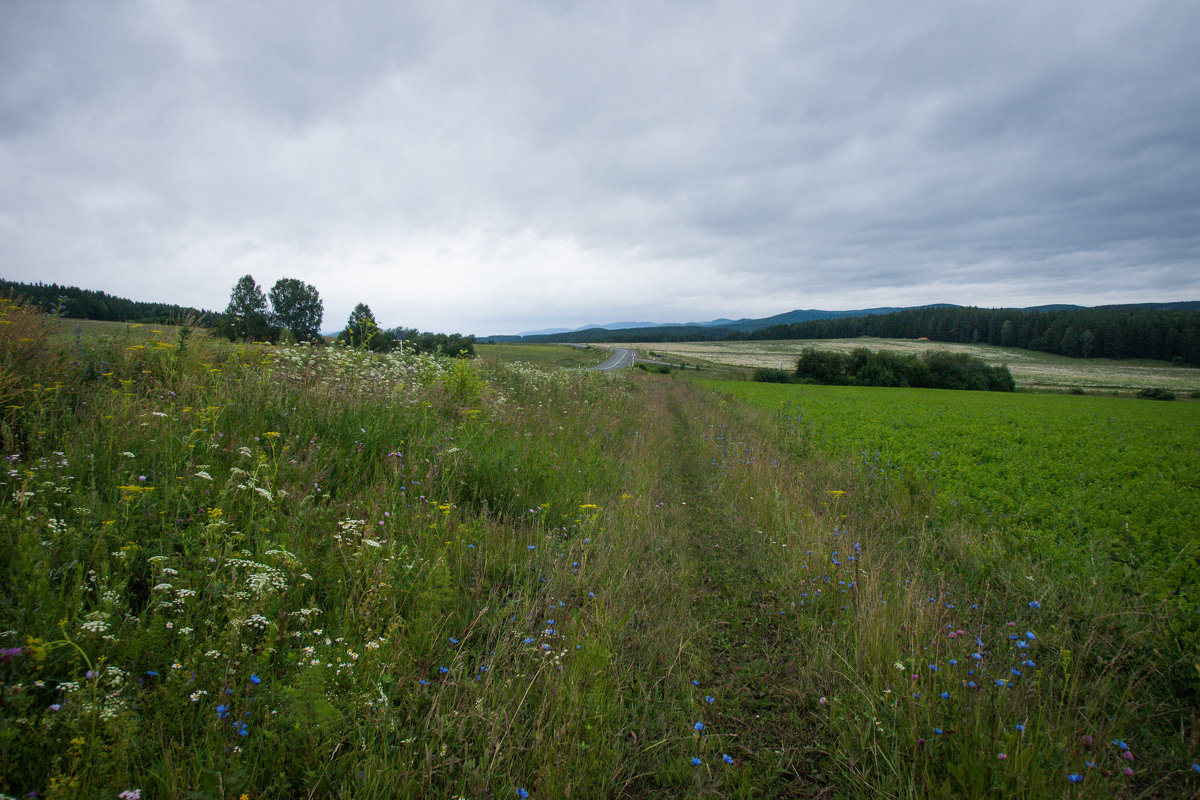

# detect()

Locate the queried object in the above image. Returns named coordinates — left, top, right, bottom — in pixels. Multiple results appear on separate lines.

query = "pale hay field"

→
left=614, top=337, right=1200, bottom=395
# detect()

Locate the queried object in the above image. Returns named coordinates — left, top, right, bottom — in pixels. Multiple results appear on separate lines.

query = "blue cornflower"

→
left=1016, top=640, right=1029, bottom=649
left=1015, top=724, right=1025, bottom=732
left=146, top=670, right=159, bottom=677
left=694, top=722, right=705, bottom=732
left=1113, top=739, right=1129, bottom=750
left=1011, top=669, right=1022, bottom=677
left=439, top=666, right=448, bottom=674
left=527, top=545, right=535, bottom=550
left=705, top=695, right=715, bottom=704
left=450, top=637, right=459, bottom=644
left=691, top=757, right=702, bottom=766
left=948, top=659, right=958, bottom=666
left=216, top=704, right=229, bottom=719
left=233, top=721, right=248, bottom=736
left=940, top=692, right=949, bottom=699
left=1025, top=631, right=1036, bottom=640
left=250, top=674, right=261, bottom=685
left=1028, top=600, right=1041, bottom=609
left=1067, top=773, right=1082, bottom=783
left=723, top=753, right=734, bottom=764
left=933, top=728, right=943, bottom=735
left=516, top=789, right=529, bottom=799
left=995, top=679, right=1008, bottom=687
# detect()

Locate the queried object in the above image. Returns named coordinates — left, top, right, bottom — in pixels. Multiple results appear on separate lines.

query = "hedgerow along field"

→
left=1, top=299, right=1198, bottom=798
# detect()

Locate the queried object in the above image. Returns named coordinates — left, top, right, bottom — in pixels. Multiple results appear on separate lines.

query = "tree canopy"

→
left=224, top=275, right=273, bottom=342
left=268, top=278, right=323, bottom=343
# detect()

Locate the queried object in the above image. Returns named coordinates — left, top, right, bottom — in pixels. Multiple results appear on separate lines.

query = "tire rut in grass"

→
left=660, top=382, right=830, bottom=798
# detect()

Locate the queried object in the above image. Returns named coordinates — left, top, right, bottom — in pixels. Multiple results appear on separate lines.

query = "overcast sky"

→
left=3, top=1, right=1199, bottom=335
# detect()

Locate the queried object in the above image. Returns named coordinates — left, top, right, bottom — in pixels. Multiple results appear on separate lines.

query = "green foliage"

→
left=267, top=278, right=323, bottom=343
left=223, top=274, right=275, bottom=342
left=337, top=302, right=381, bottom=350
left=2, top=331, right=1197, bottom=798
left=751, top=367, right=794, bottom=383
left=403, top=330, right=476, bottom=358
left=0, top=278, right=216, bottom=326
left=1136, top=386, right=1176, bottom=400
left=712, top=379, right=1200, bottom=699
left=791, top=346, right=1014, bottom=391
left=750, top=304, right=1200, bottom=366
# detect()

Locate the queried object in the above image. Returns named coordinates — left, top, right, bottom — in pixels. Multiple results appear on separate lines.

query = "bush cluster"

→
left=770, top=347, right=1015, bottom=391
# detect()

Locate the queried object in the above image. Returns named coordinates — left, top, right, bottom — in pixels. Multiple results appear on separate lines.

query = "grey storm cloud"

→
left=2, top=0, right=1198, bottom=334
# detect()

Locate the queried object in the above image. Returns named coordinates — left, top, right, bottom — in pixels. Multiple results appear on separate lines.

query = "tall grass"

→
left=0, top=307, right=1196, bottom=798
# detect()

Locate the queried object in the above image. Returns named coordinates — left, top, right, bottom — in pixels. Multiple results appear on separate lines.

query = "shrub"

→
left=1136, top=387, right=1176, bottom=400
left=794, top=347, right=1015, bottom=391
left=752, top=367, right=794, bottom=383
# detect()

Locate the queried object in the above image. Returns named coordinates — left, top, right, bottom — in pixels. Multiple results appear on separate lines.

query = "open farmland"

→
left=621, top=337, right=1200, bottom=395
left=2, top=302, right=1198, bottom=798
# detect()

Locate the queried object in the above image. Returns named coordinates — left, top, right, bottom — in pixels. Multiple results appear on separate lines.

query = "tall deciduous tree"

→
left=224, top=275, right=271, bottom=341
left=268, top=278, right=323, bottom=343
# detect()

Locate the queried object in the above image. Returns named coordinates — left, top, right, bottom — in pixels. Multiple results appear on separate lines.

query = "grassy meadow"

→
left=1, top=301, right=1198, bottom=798
left=475, top=343, right=609, bottom=369
left=621, top=338, right=1200, bottom=396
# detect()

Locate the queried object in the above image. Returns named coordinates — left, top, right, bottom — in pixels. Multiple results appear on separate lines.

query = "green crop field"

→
left=2, top=297, right=1198, bottom=799
left=704, top=380, right=1199, bottom=560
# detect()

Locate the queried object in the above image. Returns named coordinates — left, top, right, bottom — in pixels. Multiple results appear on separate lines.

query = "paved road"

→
left=593, top=347, right=637, bottom=371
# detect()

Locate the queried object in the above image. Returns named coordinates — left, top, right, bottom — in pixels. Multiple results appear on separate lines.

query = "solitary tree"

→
left=268, top=278, right=323, bottom=343
left=224, top=275, right=271, bottom=341
left=338, top=303, right=380, bottom=349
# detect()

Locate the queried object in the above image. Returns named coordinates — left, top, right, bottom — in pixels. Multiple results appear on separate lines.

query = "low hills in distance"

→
left=489, top=301, right=1200, bottom=340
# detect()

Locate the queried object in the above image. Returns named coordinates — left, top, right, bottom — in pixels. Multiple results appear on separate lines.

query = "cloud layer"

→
left=3, top=1, right=1199, bottom=333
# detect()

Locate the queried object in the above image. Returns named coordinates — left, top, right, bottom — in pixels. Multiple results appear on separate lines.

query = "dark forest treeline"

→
left=747, top=305, right=1200, bottom=366
left=0, top=279, right=216, bottom=325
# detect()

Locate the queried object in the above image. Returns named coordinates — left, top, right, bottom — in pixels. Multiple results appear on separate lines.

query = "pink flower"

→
left=997, top=753, right=1007, bottom=760
left=119, top=791, right=141, bottom=800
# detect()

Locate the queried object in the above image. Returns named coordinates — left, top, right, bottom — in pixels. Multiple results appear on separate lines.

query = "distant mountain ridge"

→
left=493, top=302, right=1100, bottom=340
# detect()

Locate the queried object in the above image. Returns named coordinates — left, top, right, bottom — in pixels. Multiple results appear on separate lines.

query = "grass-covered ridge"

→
left=1, top=304, right=1198, bottom=798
